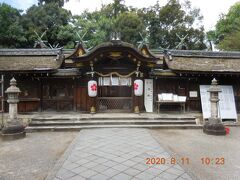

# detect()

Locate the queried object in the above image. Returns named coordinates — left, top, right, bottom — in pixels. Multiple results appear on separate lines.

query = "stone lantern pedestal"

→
left=203, top=78, right=226, bottom=135
left=1, top=78, right=25, bottom=140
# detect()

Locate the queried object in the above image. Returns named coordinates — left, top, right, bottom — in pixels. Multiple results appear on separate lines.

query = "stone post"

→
left=203, top=78, right=226, bottom=135
left=1, top=78, right=25, bottom=140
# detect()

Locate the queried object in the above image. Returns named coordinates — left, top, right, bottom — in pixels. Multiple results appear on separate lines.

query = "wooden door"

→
left=75, top=86, right=89, bottom=112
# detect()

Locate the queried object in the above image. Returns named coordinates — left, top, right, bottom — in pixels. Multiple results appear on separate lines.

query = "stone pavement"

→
left=46, top=128, right=192, bottom=180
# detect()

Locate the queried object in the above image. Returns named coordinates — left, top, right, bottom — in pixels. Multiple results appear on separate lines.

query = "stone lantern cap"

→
left=207, top=78, right=222, bottom=93
left=5, top=78, right=21, bottom=94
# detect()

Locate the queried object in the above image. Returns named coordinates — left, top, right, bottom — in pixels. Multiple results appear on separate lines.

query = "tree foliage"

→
left=0, top=3, right=26, bottom=48
left=210, top=2, right=240, bottom=50
left=72, top=11, right=114, bottom=48
left=0, top=0, right=207, bottom=50
left=21, top=2, right=72, bottom=48
left=38, top=0, right=68, bottom=7
left=115, top=12, right=145, bottom=45
left=139, top=0, right=206, bottom=49
left=72, top=1, right=144, bottom=48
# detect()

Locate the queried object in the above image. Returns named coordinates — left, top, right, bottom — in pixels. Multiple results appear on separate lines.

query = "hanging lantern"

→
left=134, top=79, right=143, bottom=96
left=88, top=80, right=97, bottom=97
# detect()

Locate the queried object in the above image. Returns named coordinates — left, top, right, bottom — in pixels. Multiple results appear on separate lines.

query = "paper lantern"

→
left=88, top=80, right=97, bottom=97
left=134, top=79, right=143, bottom=96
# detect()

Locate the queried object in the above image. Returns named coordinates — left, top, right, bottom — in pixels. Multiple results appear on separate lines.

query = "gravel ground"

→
left=150, top=127, right=240, bottom=180
left=0, top=132, right=78, bottom=180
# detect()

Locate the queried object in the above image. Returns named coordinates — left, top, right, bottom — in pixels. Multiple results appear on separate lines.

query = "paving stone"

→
left=135, top=171, right=156, bottom=180
left=165, top=167, right=185, bottom=176
left=75, top=152, right=91, bottom=158
left=176, top=177, right=187, bottom=180
left=130, top=156, right=144, bottom=163
left=79, top=169, right=98, bottom=178
left=101, top=168, right=121, bottom=177
left=62, top=162, right=79, bottom=170
left=67, top=155, right=81, bottom=163
left=112, top=150, right=126, bottom=156
left=144, top=167, right=162, bottom=176
left=48, top=129, right=192, bottom=180
left=93, top=157, right=109, bottom=164
left=103, top=160, right=118, bottom=167
left=121, top=160, right=138, bottom=167
left=132, top=164, right=149, bottom=171
left=112, top=164, right=129, bottom=172
left=67, top=175, right=86, bottom=180
left=172, top=164, right=184, bottom=171
left=82, top=161, right=99, bottom=168
left=91, top=164, right=109, bottom=173
left=86, top=155, right=99, bottom=161
left=131, top=178, right=142, bottom=180
left=152, top=177, right=166, bottom=180
left=70, top=166, right=88, bottom=174
left=55, top=169, right=76, bottom=180
left=90, top=173, right=109, bottom=180
left=152, top=164, right=170, bottom=171
left=179, top=173, right=192, bottom=180
left=75, top=158, right=90, bottom=165
left=120, top=153, right=137, bottom=160
left=124, top=168, right=141, bottom=176
left=112, top=173, right=132, bottom=180
left=111, top=157, right=127, bottom=163
left=158, top=171, right=179, bottom=180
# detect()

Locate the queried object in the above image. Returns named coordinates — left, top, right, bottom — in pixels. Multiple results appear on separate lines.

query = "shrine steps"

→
left=26, top=117, right=202, bottom=132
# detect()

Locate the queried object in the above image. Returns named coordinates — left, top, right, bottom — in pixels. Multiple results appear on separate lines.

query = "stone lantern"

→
left=203, top=78, right=226, bottom=135
left=1, top=78, right=25, bottom=139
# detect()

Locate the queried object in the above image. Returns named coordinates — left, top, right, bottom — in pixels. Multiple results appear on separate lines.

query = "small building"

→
left=0, top=40, right=240, bottom=114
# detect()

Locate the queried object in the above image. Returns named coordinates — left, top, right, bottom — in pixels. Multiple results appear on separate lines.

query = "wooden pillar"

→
left=39, top=78, right=43, bottom=112
left=73, top=78, right=77, bottom=112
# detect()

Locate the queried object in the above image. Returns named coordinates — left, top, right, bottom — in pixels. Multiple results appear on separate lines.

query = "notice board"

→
left=200, top=85, right=237, bottom=120
left=144, top=79, right=153, bottom=112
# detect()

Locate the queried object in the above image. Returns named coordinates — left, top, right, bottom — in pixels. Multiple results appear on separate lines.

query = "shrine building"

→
left=0, top=39, right=240, bottom=117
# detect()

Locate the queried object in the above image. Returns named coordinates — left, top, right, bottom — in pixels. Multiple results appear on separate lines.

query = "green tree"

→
left=140, top=0, right=206, bottom=49
left=115, top=12, right=145, bottom=45
left=21, top=2, right=72, bottom=47
left=0, top=3, right=26, bottom=48
left=73, top=1, right=145, bottom=47
left=218, top=31, right=240, bottom=51
left=73, top=10, right=114, bottom=48
left=210, top=2, right=240, bottom=50
left=38, top=0, right=69, bottom=7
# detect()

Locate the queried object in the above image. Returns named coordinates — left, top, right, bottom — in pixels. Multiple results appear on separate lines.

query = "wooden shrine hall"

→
left=1, top=39, right=240, bottom=114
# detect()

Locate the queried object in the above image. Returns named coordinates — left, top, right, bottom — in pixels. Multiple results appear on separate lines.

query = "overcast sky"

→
left=1, top=0, right=239, bottom=31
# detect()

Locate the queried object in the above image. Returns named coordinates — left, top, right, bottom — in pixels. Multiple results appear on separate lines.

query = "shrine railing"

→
left=97, top=97, right=132, bottom=112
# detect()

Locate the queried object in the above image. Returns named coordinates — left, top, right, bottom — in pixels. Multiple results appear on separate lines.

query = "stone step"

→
left=29, top=120, right=196, bottom=126
left=31, top=117, right=196, bottom=121
left=26, top=124, right=203, bottom=132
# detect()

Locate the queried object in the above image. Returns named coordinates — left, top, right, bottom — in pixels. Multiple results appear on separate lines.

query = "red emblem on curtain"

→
left=91, top=84, right=97, bottom=91
left=134, top=83, right=139, bottom=90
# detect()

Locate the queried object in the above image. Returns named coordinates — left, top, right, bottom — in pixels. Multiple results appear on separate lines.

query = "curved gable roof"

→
left=67, top=40, right=158, bottom=63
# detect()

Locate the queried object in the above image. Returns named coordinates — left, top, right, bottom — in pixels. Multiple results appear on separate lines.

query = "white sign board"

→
left=111, top=77, right=119, bottom=86
left=144, top=79, right=153, bottom=112
left=200, top=85, right=237, bottom=120
left=162, top=93, right=173, bottom=101
left=103, top=77, right=110, bottom=86
left=119, top=78, right=131, bottom=86
left=189, top=91, right=198, bottom=98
